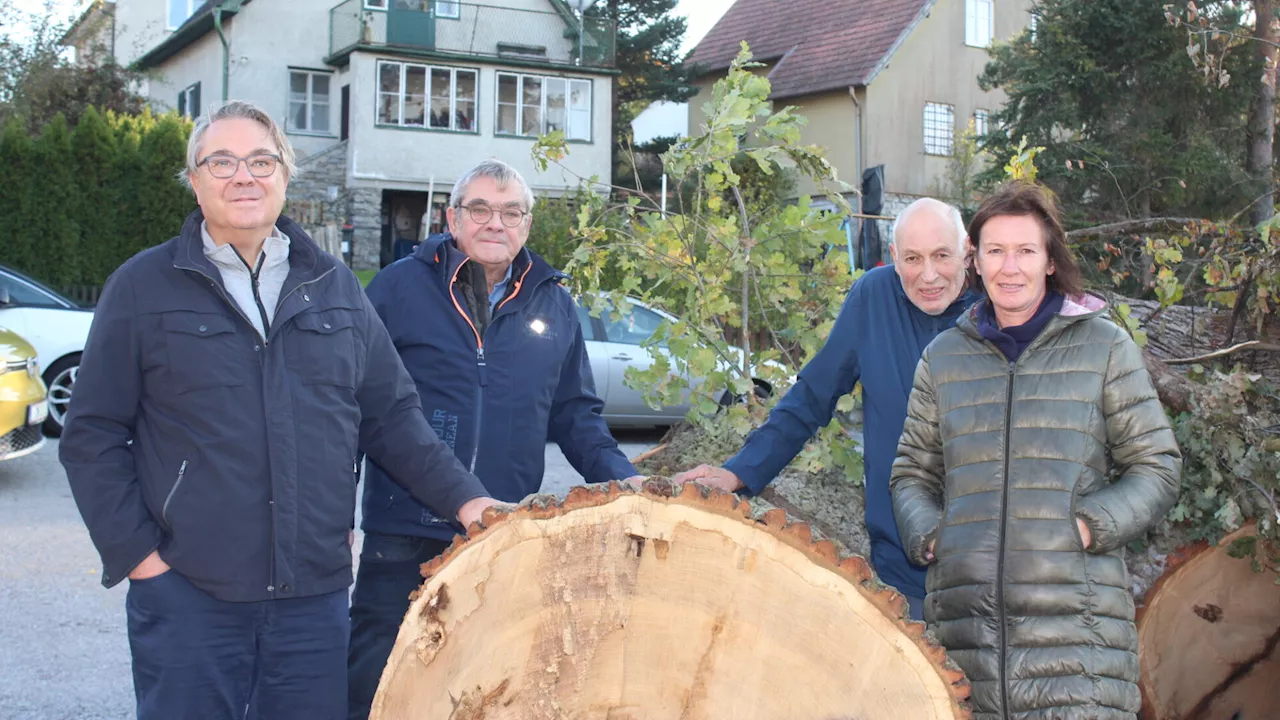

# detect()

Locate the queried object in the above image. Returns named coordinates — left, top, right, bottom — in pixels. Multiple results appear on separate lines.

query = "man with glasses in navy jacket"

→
left=347, top=158, right=642, bottom=719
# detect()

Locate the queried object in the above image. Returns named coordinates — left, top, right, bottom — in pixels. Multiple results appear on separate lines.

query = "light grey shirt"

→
left=201, top=222, right=292, bottom=341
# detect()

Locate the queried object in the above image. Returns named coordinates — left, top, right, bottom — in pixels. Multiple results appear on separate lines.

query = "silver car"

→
left=576, top=297, right=776, bottom=427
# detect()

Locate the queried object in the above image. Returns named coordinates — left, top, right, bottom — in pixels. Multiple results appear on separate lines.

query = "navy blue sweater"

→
left=724, top=266, right=980, bottom=599
left=360, top=236, right=637, bottom=540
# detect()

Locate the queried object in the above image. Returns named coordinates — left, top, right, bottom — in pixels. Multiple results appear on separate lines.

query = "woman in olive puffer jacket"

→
left=890, top=182, right=1182, bottom=720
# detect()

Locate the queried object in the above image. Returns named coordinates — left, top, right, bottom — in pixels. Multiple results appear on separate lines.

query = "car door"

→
left=575, top=303, right=611, bottom=408
left=598, top=302, right=689, bottom=422
left=0, top=269, right=75, bottom=373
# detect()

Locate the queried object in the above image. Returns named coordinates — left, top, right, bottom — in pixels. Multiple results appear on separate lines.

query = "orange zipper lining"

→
left=449, top=257, right=533, bottom=348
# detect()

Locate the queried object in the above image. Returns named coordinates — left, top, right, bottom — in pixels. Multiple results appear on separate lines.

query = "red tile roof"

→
left=688, top=0, right=933, bottom=99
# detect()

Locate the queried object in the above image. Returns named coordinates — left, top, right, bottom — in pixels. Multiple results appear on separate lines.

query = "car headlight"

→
left=26, top=357, right=38, bottom=378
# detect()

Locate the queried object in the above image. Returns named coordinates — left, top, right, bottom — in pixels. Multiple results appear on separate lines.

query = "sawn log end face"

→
left=382, top=478, right=971, bottom=719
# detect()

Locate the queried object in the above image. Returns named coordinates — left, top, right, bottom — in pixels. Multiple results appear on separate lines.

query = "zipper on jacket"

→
left=470, top=347, right=487, bottom=472
left=237, top=252, right=273, bottom=343
left=996, top=361, right=1015, bottom=718
left=161, top=459, right=189, bottom=528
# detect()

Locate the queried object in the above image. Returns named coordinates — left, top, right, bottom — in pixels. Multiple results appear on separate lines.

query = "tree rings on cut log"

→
left=369, top=480, right=971, bottom=720
left=1137, top=524, right=1280, bottom=720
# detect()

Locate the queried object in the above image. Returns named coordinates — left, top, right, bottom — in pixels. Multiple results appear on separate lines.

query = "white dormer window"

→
left=966, top=0, right=994, bottom=48
left=168, top=0, right=197, bottom=30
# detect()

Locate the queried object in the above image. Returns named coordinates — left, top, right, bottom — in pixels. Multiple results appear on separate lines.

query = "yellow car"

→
left=1, top=327, right=48, bottom=462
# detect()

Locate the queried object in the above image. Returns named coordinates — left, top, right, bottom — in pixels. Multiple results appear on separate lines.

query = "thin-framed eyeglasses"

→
left=197, top=153, right=282, bottom=179
left=460, top=203, right=529, bottom=228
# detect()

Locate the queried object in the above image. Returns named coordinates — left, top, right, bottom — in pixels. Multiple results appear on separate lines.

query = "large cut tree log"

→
left=370, top=481, right=970, bottom=720
left=1137, top=524, right=1280, bottom=720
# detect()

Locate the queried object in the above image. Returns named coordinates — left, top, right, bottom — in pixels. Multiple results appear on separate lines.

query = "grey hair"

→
left=179, top=100, right=298, bottom=189
left=890, top=197, right=967, bottom=251
left=450, top=158, right=535, bottom=211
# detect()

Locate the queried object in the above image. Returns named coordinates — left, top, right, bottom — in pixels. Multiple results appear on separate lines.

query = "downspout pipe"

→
left=213, top=1, right=246, bottom=102
left=848, top=85, right=866, bottom=272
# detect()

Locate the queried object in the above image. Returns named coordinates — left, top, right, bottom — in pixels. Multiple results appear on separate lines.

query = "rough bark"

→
left=1136, top=524, right=1280, bottom=720
left=1247, top=0, right=1278, bottom=226
left=369, top=481, right=971, bottom=720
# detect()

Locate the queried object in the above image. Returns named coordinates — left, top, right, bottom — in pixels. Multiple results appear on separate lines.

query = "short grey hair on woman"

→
left=450, top=158, right=535, bottom=211
left=890, top=197, right=967, bottom=251
left=179, top=100, right=298, bottom=189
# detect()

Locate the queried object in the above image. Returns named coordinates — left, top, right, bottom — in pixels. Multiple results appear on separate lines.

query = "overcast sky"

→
left=675, top=0, right=734, bottom=54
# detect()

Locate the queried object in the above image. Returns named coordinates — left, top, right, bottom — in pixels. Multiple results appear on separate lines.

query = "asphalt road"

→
left=0, top=428, right=664, bottom=720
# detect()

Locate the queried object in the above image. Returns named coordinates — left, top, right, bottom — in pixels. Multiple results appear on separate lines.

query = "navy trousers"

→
left=347, top=533, right=451, bottom=720
left=126, top=570, right=349, bottom=720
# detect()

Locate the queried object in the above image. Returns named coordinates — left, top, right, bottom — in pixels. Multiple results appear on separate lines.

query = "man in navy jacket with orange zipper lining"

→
left=348, top=159, right=641, bottom=719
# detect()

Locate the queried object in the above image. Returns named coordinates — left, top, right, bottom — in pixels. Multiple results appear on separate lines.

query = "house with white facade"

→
left=63, top=0, right=617, bottom=269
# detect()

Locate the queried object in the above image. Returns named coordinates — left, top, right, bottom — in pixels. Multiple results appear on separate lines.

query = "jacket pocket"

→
left=160, top=459, right=190, bottom=530
left=162, top=312, right=246, bottom=394
left=288, top=309, right=358, bottom=387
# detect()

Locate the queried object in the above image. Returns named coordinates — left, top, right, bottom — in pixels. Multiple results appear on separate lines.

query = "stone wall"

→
left=285, top=140, right=350, bottom=256
left=348, top=188, right=383, bottom=271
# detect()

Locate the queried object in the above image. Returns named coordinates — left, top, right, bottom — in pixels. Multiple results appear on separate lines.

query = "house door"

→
left=387, top=0, right=436, bottom=49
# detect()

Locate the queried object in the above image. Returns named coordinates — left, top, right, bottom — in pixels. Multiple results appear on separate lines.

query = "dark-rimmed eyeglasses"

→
left=197, top=153, right=282, bottom=179
left=460, top=203, right=529, bottom=228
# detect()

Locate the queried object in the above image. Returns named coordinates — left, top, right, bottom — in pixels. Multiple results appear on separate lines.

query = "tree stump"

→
left=1137, top=524, right=1280, bottom=720
left=369, top=480, right=971, bottom=720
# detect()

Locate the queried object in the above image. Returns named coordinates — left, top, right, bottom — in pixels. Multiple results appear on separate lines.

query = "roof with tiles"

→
left=688, top=0, right=934, bottom=99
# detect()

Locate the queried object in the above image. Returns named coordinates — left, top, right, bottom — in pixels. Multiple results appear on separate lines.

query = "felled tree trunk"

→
left=369, top=481, right=971, bottom=720
left=1137, top=524, right=1280, bottom=720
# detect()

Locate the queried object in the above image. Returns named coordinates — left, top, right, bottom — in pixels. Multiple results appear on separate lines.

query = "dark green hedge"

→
left=0, top=107, right=194, bottom=290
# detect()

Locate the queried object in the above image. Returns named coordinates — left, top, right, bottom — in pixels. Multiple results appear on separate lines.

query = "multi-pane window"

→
left=377, top=61, right=477, bottom=131
left=177, top=82, right=201, bottom=120
left=923, top=102, right=954, bottom=156
left=973, top=109, right=990, bottom=137
left=436, top=1, right=460, bottom=18
left=497, top=73, right=591, bottom=141
left=289, top=71, right=332, bottom=134
left=965, top=0, right=994, bottom=47
left=168, top=0, right=197, bottom=29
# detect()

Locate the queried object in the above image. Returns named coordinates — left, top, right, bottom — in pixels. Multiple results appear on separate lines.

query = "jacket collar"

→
left=173, top=208, right=333, bottom=288
left=959, top=290, right=1109, bottom=344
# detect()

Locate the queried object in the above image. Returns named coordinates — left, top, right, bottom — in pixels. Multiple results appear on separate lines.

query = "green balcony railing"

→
left=329, top=0, right=616, bottom=69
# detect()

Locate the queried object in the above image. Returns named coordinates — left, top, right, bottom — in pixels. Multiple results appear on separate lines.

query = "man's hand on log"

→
left=670, top=465, right=745, bottom=492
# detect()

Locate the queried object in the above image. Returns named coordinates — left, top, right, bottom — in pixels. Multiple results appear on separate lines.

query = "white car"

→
left=576, top=297, right=780, bottom=427
left=0, top=265, right=94, bottom=436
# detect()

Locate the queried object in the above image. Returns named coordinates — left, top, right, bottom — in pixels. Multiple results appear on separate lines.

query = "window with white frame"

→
left=973, top=108, right=990, bottom=137
left=364, top=0, right=388, bottom=9
left=289, top=70, right=332, bottom=134
left=923, top=102, right=954, bottom=156
left=168, top=0, right=197, bottom=29
left=496, top=73, right=591, bottom=141
left=377, top=60, right=477, bottom=131
left=436, top=1, right=460, bottom=18
left=965, top=0, right=994, bottom=48
left=177, top=82, right=201, bottom=120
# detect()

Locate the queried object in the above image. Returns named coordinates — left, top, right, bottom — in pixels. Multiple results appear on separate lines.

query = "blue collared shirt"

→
left=488, top=263, right=514, bottom=311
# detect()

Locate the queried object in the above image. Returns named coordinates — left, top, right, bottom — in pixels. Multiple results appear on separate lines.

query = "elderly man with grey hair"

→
left=60, top=100, right=500, bottom=720
left=673, top=197, right=980, bottom=621
left=347, top=157, right=641, bottom=719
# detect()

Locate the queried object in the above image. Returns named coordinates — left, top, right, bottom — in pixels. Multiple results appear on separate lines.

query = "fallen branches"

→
left=1166, top=340, right=1280, bottom=365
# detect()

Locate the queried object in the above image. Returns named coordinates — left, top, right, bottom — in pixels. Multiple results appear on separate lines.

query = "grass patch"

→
left=355, top=269, right=377, bottom=287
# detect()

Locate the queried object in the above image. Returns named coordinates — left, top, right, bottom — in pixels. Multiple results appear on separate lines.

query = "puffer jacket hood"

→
left=891, top=293, right=1182, bottom=720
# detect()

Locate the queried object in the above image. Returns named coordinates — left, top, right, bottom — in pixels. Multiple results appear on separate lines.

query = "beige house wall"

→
left=686, top=0, right=1034, bottom=201
left=863, top=0, right=1033, bottom=197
